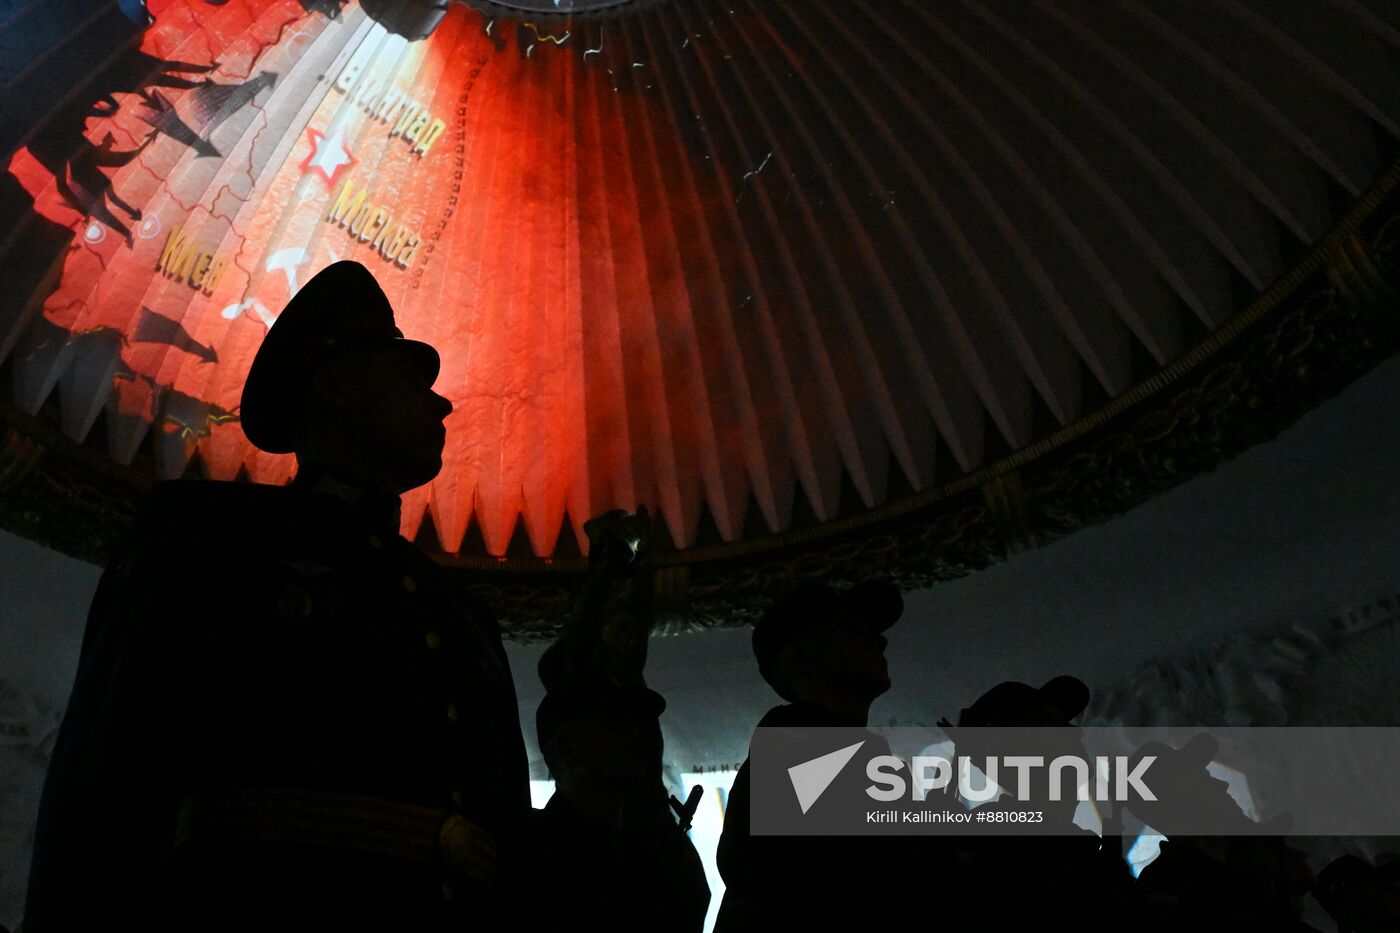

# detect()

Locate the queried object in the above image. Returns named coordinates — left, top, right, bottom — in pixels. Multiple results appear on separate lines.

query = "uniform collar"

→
left=290, top=467, right=403, bottom=538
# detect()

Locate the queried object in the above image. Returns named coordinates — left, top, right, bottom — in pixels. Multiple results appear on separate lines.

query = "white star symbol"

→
left=300, top=125, right=356, bottom=186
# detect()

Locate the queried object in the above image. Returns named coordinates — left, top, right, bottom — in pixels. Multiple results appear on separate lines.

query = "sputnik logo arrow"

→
left=788, top=741, right=866, bottom=814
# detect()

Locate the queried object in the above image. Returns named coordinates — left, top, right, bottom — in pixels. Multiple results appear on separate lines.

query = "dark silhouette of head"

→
left=956, top=676, right=1090, bottom=728
left=537, top=690, right=666, bottom=800
left=240, top=261, right=451, bottom=494
left=752, top=580, right=903, bottom=723
left=948, top=676, right=1092, bottom=824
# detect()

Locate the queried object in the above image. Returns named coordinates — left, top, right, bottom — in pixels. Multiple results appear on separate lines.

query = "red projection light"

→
left=0, top=0, right=1396, bottom=605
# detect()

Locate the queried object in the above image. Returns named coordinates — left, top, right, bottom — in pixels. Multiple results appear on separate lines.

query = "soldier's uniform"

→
left=25, top=473, right=529, bottom=931
left=527, top=511, right=710, bottom=932
left=714, top=582, right=938, bottom=931
left=530, top=685, right=710, bottom=933
left=25, top=263, right=530, bottom=932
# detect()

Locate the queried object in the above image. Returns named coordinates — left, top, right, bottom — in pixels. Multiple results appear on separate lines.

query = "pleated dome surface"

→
left=1, top=0, right=1398, bottom=560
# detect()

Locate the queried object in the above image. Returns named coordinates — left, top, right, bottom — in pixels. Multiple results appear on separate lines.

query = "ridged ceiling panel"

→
left=0, top=0, right=1396, bottom=555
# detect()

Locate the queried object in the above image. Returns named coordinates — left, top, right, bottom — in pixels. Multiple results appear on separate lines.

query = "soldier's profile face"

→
left=784, top=615, right=892, bottom=699
left=318, top=339, right=453, bottom=492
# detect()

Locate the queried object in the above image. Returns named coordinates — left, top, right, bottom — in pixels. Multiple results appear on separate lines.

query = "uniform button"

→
left=368, top=534, right=383, bottom=549
left=425, top=630, right=442, bottom=651
left=402, top=575, right=417, bottom=593
left=446, top=702, right=459, bottom=723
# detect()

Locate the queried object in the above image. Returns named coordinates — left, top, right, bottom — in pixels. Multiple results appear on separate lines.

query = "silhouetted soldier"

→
left=530, top=508, right=710, bottom=932
left=25, top=262, right=529, bottom=931
left=1127, top=734, right=1315, bottom=929
left=947, top=677, right=1136, bottom=928
left=714, top=580, right=919, bottom=930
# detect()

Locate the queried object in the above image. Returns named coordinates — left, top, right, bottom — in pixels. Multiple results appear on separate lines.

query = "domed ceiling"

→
left=1, top=0, right=1398, bottom=628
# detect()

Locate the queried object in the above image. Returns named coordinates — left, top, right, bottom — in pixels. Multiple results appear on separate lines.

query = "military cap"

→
left=240, top=261, right=440, bottom=453
left=535, top=685, right=667, bottom=759
left=957, top=675, right=1091, bottom=727
left=752, top=580, right=903, bottom=693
